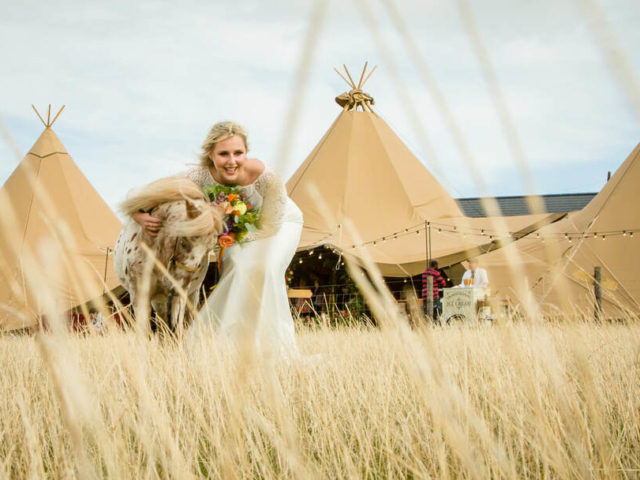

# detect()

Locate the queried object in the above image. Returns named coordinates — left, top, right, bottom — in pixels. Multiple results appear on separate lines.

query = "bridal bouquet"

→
left=203, top=184, right=261, bottom=247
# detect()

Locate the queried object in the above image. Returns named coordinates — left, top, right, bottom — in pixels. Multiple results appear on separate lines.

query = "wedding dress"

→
left=181, top=164, right=303, bottom=356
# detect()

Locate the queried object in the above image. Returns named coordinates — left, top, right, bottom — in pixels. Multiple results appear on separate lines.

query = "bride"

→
left=132, top=121, right=303, bottom=356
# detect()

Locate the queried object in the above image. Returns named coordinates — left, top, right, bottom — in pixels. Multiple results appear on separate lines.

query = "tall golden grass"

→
left=1, top=319, right=639, bottom=479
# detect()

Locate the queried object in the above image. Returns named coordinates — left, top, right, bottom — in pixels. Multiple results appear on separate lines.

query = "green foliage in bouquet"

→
left=203, top=184, right=261, bottom=244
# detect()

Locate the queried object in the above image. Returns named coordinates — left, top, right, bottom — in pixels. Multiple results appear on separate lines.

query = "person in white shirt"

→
left=459, top=258, right=489, bottom=288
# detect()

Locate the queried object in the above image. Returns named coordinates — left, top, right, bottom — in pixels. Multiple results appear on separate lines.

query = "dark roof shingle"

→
left=456, top=193, right=597, bottom=218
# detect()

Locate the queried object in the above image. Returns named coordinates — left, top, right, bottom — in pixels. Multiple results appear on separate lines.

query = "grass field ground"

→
left=1, top=320, right=639, bottom=479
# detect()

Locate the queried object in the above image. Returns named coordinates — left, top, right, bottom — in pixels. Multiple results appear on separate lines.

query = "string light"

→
left=602, top=235, right=606, bottom=241
left=299, top=259, right=303, bottom=264
left=323, top=224, right=640, bottom=251
left=309, top=250, right=314, bottom=256
left=318, top=254, right=322, bottom=260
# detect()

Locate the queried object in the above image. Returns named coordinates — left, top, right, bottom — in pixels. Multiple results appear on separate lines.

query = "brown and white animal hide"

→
left=114, top=199, right=220, bottom=334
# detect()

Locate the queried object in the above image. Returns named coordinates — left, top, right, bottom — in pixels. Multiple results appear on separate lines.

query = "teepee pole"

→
left=47, top=105, right=51, bottom=126
left=343, top=65, right=357, bottom=88
left=31, top=105, right=47, bottom=127
left=334, top=67, right=353, bottom=88
left=50, top=105, right=66, bottom=127
left=357, top=61, right=369, bottom=89
left=361, top=65, right=378, bottom=87
left=363, top=102, right=377, bottom=116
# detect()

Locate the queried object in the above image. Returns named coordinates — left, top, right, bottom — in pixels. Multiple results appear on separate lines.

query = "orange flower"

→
left=228, top=193, right=236, bottom=202
left=218, top=233, right=236, bottom=248
left=233, top=211, right=241, bottom=216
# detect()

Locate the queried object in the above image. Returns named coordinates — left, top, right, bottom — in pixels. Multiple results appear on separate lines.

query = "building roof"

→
left=456, top=193, right=597, bottom=218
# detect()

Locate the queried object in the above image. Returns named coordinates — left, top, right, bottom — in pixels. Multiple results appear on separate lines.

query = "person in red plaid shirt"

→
left=422, top=259, right=446, bottom=318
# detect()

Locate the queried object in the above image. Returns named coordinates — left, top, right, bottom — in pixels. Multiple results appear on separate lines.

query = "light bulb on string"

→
left=602, top=235, right=606, bottom=241
left=416, top=230, right=420, bottom=235
left=631, top=231, right=634, bottom=238
left=383, top=237, right=386, bottom=243
left=310, top=250, right=314, bottom=256
left=299, top=259, right=303, bottom=264
left=318, top=254, right=322, bottom=260
left=481, top=229, right=485, bottom=236
left=373, top=241, right=377, bottom=246
left=623, top=230, right=627, bottom=236
left=394, top=235, right=398, bottom=240
left=594, top=233, right=597, bottom=238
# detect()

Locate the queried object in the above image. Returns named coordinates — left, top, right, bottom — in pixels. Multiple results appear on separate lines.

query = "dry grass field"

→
left=1, top=319, right=639, bottom=479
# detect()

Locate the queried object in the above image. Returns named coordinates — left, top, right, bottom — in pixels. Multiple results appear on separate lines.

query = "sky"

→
left=1, top=0, right=639, bottom=212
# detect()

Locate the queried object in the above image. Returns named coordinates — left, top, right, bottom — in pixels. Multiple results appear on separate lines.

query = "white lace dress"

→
left=181, top=164, right=303, bottom=356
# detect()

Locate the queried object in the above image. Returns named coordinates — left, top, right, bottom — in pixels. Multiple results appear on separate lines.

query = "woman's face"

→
left=209, top=135, right=247, bottom=185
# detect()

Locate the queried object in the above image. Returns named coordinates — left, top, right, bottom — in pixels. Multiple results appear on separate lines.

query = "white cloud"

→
left=1, top=0, right=639, bottom=210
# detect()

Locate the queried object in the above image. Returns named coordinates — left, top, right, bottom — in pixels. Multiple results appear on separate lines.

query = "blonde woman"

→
left=134, top=121, right=303, bottom=356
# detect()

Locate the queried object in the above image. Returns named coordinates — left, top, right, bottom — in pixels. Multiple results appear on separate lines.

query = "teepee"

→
left=479, top=141, right=640, bottom=317
left=287, top=65, right=560, bottom=276
left=0, top=106, right=122, bottom=330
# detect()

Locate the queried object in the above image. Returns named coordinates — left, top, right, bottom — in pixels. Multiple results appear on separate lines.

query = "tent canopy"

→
left=287, top=66, right=561, bottom=276
left=0, top=114, right=121, bottom=330
left=479, top=141, right=640, bottom=317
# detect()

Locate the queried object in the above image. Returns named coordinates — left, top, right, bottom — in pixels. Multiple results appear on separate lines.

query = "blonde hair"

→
left=199, top=121, right=249, bottom=167
left=120, top=178, right=206, bottom=216
left=120, top=178, right=223, bottom=237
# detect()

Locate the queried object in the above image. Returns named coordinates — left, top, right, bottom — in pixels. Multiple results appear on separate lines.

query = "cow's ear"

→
left=186, top=200, right=200, bottom=219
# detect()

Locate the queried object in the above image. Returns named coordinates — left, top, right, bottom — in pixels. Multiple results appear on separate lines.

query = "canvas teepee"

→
left=0, top=106, right=122, bottom=330
left=478, top=141, right=640, bottom=317
left=287, top=65, right=560, bottom=276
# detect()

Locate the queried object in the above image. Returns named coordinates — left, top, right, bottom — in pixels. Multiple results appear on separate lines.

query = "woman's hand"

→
left=132, top=211, right=162, bottom=236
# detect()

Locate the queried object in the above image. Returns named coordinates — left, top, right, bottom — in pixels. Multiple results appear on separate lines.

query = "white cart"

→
left=442, top=288, right=490, bottom=323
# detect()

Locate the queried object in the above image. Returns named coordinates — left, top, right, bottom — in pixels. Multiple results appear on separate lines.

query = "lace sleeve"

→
left=244, top=165, right=287, bottom=242
left=173, top=166, right=211, bottom=189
